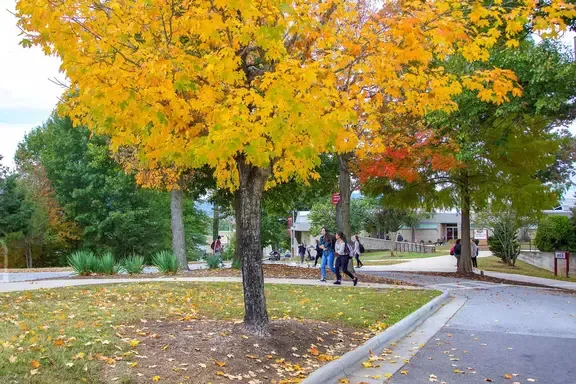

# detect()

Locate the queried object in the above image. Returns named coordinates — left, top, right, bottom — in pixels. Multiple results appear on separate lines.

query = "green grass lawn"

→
left=478, top=256, right=576, bottom=282
left=0, top=282, right=439, bottom=383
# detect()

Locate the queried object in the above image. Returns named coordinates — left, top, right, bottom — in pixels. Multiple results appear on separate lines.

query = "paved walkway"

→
left=0, top=262, right=223, bottom=284
left=480, top=270, right=576, bottom=290
left=359, top=251, right=493, bottom=273
left=0, top=276, right=420, bottom=293
left=348, top=271, right=576, bottom=384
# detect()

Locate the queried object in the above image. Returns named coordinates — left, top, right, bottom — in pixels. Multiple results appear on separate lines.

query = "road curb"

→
left=301, top=290, right=452, bottom=384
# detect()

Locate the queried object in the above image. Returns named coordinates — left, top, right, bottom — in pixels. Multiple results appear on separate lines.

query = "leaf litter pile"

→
left=107, top=319, right=364, bottom=384
left=0, top=282, right=439, bottom=383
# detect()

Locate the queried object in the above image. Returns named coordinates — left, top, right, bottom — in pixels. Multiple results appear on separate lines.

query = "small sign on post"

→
left=554, top=251, right=570, bottom=277
left=331, top=193, right=341, bottom=205
left=473, top=229, right=488, bottom=240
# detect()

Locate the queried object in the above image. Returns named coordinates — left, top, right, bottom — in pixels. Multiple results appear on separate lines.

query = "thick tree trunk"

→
left=237, top=156, right=269, bottom=336
left=212, top=204, right=220, bottom=241
left=170, top=179, right=188, bottom=270
left=336, top=153, right=353, bottom=240
left=411, top=227, right=416, bottom=243
left=458, top=174, right=473, bottom=274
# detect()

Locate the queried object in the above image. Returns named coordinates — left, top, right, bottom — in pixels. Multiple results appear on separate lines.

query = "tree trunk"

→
left=234, top=191, right=241, bottom=265
left=458, top=173, right=473, bottom=274
left=170, top=179, right=188, bottom=270
left=411, top=227, right=416, bottom=243
left=336, top=153, right=353, bottom=240
left=212, top=203, right=220, bottom=241
left=389, top=232, right=397, bottom=257
left=237, top=156, right=269, bottom=336
left=25, top=243, right=33, bottom=268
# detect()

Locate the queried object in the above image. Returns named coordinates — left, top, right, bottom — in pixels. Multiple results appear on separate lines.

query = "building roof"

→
left=293, top=211, right=311, bottom=232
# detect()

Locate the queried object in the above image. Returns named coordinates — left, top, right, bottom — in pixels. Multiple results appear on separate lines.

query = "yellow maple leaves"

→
left=14, top=0, right=576, bottom=189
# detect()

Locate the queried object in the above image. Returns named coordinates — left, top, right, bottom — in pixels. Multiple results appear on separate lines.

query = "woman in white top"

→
left=334, top=231, right=358, bottom=286
left=353, top=235, right=363, bottom=268
left=471, top=239, right=479, bottom=268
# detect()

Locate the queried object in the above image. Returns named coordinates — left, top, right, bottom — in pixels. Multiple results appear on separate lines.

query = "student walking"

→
left=319, top=227, right=336, bottom=282
left=314, top=239, right=322, bottom=267
left=298, top=243, right=306, bottom=264
left=451, top=239, right=462, bottom=268
left=471, top=239, right=479, bottom=268
left=214, top=235, right=224, bottom=267
left=353, top=235, right=363, bottom=268
left=334, top=231, right=358, bottom=286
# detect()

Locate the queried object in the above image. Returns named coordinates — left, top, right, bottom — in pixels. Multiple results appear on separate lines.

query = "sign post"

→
left=554, top=251, right=570, bottom=277
left=331, top=193, right=341, bottom=205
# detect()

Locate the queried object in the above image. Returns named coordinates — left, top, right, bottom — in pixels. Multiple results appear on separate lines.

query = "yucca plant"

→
left=97, top=252, right=120, bottom=275
left=68, top=250, right=97, bottom=276
left=206, top=255, right=221, bottom=269
left=232, top=257, right=242, bottom=270
left=151, top=250, right=179, bottom=274
left=122, top=255, right=145, bottom=274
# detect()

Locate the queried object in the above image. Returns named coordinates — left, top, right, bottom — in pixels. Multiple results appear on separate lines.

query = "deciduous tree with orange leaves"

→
left=16, top=0, right=576, bottom=334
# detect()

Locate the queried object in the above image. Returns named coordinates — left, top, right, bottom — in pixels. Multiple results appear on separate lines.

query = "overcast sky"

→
left=0, top=0, right=62, bottom=168
left=0, top=0, right=575, bottom=199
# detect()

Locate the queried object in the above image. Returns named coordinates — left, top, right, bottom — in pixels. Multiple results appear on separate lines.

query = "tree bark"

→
left=237, top=156, right=269, bottom=336
left=234, top=191, right=241, bottom=265
left=25, top=242, right=33, bottom=269
left=336, top=153, right=353, bottom=240
left=170, top=178, right=188, bottom=270
left=411, top=227, right=416, bottom=243
left=212, top=203, right=220, bottom=241
left=389, top=232, right=397, bottom=257
left=458, top=173, right=473, bottom=274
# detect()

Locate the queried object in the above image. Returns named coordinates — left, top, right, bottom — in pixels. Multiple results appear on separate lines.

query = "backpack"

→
left=359, top=243, right=365, bottom=254
left=344, top=242, right=354, bottom=257
left=210, top=241, right=215, bottom=250
left=450, top=246, right=455, bottom=256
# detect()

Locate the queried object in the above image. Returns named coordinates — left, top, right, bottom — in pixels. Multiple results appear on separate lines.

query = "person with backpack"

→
left=353, top=234, right=364, bottom=268
left=334, top=231, right=358, bottom=285
left=471, top=239, right=479, bottom=268
left=450, top=239, right=462, bottom=268
left=211, top=235, right=224, bottom=267
left=319, top=227, right=336, bottom=282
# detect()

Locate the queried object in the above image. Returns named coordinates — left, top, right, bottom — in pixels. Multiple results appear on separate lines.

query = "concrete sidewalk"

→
left=0, top=276, right=424, bottom=293
left=360, top=251, right=493, bottom=273
left=479, top=270, right=576, bottom=290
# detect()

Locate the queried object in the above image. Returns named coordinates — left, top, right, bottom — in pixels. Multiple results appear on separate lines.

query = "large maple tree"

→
left=16, top=0, right=575, bottom=334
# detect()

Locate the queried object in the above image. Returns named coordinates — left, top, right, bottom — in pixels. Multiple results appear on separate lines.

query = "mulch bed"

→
left=66, top=264, right=416, bottom=287
left=103, top=319, right=376, bottom=384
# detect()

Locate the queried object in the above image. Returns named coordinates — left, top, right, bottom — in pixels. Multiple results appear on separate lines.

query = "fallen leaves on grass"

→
left=0, top=282, right=436, bottom=383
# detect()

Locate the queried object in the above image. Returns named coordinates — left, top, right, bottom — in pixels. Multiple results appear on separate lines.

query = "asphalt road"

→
left=366, top=271, right=576, bottom=384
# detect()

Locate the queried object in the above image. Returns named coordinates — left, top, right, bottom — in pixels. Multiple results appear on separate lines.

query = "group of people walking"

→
left=450, top=238, right=480, bottom=268
left=314, top=227, right=362, bottom=285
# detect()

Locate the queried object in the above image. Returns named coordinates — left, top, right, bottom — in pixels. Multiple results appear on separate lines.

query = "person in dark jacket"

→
left=353, top=235, right=363, bottom=268
left=298, top=243, right=306, bottom=264
left=453, top=239, right=462, bottom=268
left=314, top=239, right=322, bottom=267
